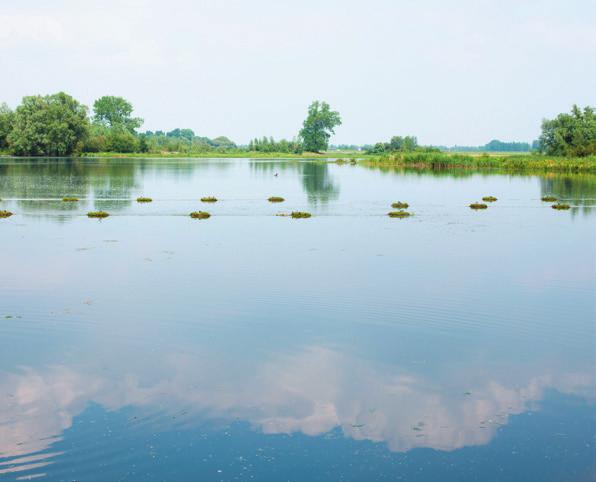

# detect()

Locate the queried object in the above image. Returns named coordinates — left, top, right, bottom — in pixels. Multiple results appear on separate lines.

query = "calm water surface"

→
left=0, top=158, right=595, bottom=481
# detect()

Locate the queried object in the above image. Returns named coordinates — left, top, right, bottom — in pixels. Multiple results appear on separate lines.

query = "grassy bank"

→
left=363, top=152, right=596, bottom=172
left=80, top=150, right=365, bottom=159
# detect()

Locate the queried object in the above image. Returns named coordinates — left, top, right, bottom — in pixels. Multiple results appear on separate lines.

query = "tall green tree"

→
left=93, top=96, right=143, bottom=133
left=539, top=105, right=595, bottom=157
left=299, top=101, right=342, bottom=153
left=7, top=92, right=89, bottom=156
left=0, top=103, right=14, bottom=149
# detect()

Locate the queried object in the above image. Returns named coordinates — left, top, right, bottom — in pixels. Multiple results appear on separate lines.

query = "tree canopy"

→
left=0, top=103, right=14, bottom=149
left=7, top=92, right=89, bottom=156
left=299, top=101, right=341, bottom=153
left=539, top=105, right=595, bottom=157
left=93, top=96, right=143, bottom=133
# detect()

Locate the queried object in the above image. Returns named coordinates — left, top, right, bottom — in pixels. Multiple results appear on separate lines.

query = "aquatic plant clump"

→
left=469, top=203, right=488, bottom=209
left=136, top=197, right=153, bottom=203
left=388, top=210, right=411, bottom=218
left=482, top=196, right=498, bottom=202
left=391, top=202, right=409, bottom=209
left=190, top=211, right=211, bottom=219
left=200, top=197, right=218, bottom=203
left=87, top=211, right=109, bottom=218
left=541, top=196, right=558, bottom=202
left=62, top=197, right=79, bottom=202
left=551, top=203, right=571, bottom=210
left=291, top=211, right=312, bottom=218
left=0, top=210, right=13, bottom=218
left=268, top=196, right=285, bottom=203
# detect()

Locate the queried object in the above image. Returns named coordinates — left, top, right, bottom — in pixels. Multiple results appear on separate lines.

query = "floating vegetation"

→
left=541, top=195, right=558, bottom=202
left=0, top=210, right=14, bottom=218
left=200, top=196, right=218, bottom=203
left=87, top=211, right=109, bottom=218
left=62, top=197, right=79, bottom=202
left=551, top=203, right=571, bottom=210
left=335, top=158, right=347, bottom=164
left=136, top=197, right=153, bottom=203
left=291, top=211, right=312, bottom=218
left=482, top=196, right=498, bottom=202
left=268, top=196, right=285, bottom=203
left=469, top=202, right=488, bottom=210
left=388, top=210, right=411, bottom=218
left=391, top=202, right=409, bottom=209
left=190, top=211, right=211, bottom=219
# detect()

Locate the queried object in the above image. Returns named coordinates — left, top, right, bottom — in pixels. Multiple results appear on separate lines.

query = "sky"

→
left=0, top=0, right=594, bottom=146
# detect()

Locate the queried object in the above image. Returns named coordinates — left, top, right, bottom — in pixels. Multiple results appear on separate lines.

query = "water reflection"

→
left=540, top=174, right=596, bottom=216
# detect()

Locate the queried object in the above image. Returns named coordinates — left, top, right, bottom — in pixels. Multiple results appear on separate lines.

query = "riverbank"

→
left=363, top=152, right=596, bottom=172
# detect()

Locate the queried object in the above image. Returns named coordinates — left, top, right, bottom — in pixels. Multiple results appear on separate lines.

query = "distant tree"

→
left=8, top=92, right=89, bottom=156
left=93, top=96, right=143, bottom=133
left=299, top=101, right=342, bottom=153
left=0, top=103, right=14, bottom=149
left=539, top=105, right=595, bottom=157
left=167, top=128, right=195, bottom=141
left=484, top=139, right=530, bottom=152
left=211, top=136, right=236, bottom=148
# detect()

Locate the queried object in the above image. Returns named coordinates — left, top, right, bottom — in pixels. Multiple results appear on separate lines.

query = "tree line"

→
left=0, top=94, right=342, bottom=156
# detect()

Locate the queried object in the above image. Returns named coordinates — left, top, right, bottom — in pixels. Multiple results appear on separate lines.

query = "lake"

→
left=0, top=158, right=595, bottom=481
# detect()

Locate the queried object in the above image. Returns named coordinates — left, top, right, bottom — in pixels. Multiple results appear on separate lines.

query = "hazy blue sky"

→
left=1, top=0, right=594, bottom=145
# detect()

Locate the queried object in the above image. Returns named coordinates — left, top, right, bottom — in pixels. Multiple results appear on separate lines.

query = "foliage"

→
left=539, top=105, right=596, bottom=157
left=0, top=103, right=15, bottom=149
left=248, top=137, right=303, bottom=154
left=92, top=96, right=143, bottom=133
left=7, top=92, right=89, bottom=156
left=367, top=136, right=421, bottom=154
left=299, top=101, right=341, bottom=152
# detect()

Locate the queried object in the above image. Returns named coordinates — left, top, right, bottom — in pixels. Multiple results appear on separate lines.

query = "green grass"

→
left=388, top=210, right=411, bottom=218
left=190, top=211, right=211, bottom=219
left=87, top=211, right=109, bottom=218
left=291, top=211, right=312, bottom=218
left=0, top=210, right=13, bottom=218
left=469, top=202, right=488, bottom=209
left=364, top=152, right=596, bottom=172
left=391, top=202, right=409, bottom=209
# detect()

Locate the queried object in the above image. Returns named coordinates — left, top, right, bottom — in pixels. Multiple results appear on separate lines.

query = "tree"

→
left=7, top=92, right=89, bottom=156
left=0, top=103, right=14, bottom=149
left=299, top=101, right=342, bottom=153
left=93, top=96, right=143, bottom=133
left=539, top=105, right=595, bottom=157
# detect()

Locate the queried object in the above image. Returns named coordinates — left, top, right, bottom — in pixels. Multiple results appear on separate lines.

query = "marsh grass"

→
left=469, top=203, right=488, bottom=209
left=190, top=211, right=211, bottom=219
left=0, top=210, right=13, bottom=218
left=541, top=196, right=558, bottom=202
left=137, top=197, right=153, bottom=203
left=268, top=196, right=285, bottom=202
left=551, top=203, right=571, bottom=210
left=62, top=197, right=79, bottom=202
left=87, top=211, right=109, bottom=218
left=482, top=196, right=498, bottom=202
left=388, top=210, right=411, bottom=218
left=291, top=211, right=312, bottom=218
left=391, top=202, right=409, bottom=209
left=200, top=197, right=218, bottom=203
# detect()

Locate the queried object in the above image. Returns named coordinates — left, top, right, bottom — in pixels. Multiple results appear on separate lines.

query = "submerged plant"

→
left=136, top=197, right=153, bottom=203
left=541, top=195, right=558, bottom=202
left=551, top=203, right=571, bottom=210
left=0, top=210, right=13, bottom=218
left=291, top=211, right=312, bottom=218
left=469, top=202, right=488, bottom=209
left=190, top=211, right=211, bottom=219
left=388, top=210, right=411, bottom=218
left=482, top=196, right=498, bottom=202
left=391, top=202, right=409, bottom=209
left=268, top=196, right=285, bottom=202
left=200, top=196, right=218, bottom=203
left=62, top=197, right=79, bottom=202
left=87, top=211, right=109, bottom=218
